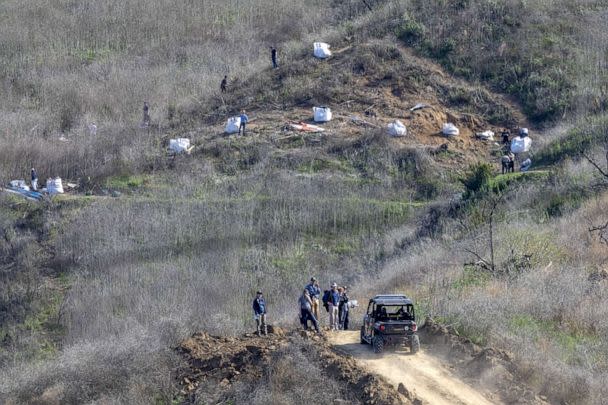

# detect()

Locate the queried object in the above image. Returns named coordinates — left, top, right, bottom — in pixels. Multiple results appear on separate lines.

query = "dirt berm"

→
left=176, top=326, right=417, bottom=405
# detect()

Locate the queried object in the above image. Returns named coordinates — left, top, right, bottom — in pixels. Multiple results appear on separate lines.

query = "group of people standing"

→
left=251, top=277, right=352, bottom=337
left=299, top=277, right=351, bottom=334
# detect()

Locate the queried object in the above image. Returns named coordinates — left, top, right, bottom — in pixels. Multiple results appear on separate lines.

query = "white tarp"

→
left=442, top=123, right=459, bottom=137
left=313, top=42, right=331, bottom=59
left=511, top=136, right=532, bottom=154
left=9, top=180, right=29, bottom=191
left=225, top=116, right=241, bottom=134
left=476, top=130, right=494, bottom=141
left=387, top=120, right=407, bottom=137
left=47, top=177, right=64, bottom=195
left=169, top=138, right=191, bottom=153
left=313, top=106, right=332, bottom=122
left=520, top=158, right=532, bottom=172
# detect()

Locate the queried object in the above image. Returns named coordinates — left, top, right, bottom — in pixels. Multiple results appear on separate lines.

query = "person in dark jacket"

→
left=252, top=291, right=267, bottom=336
left=338, top=286, right=350, bottom=330
left=220, top=75, right=227, bottom=93
left=299, top=289, right=319, bottom=332
left=142, top=101, right=150, bottom=128
left=271, top=47, right=278, bottom=69
left=305, top=277, right=321, bottom=322
left=31, top=168, right=38, bottom=191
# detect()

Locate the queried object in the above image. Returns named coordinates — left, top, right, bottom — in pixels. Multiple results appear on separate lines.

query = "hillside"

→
left=1, top=1, right=608, bottom=404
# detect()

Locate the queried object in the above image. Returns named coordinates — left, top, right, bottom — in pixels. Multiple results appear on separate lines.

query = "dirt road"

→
left=329, top=331, right=502, bottom=405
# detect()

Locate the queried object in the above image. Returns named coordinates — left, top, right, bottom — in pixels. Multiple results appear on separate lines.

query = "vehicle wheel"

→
left=372, top=336, right=384, bottom=354
left=410, top=335, right=420, bottom=354
left=360, top=326, right=366, bottom=344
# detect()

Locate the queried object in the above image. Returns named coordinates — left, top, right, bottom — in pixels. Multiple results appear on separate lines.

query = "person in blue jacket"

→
left=239, top=110, right=249, bottom=136
left=252, top=291, right=267, bottom=336
left=323, top=283, right=340, bottom=331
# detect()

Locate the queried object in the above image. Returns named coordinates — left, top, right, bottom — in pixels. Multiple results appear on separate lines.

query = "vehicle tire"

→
left=410, top=335, right=420, bottom=354
left=360, top=326, right=366, bottom=344
left=372, top=336, right=384, bottom=354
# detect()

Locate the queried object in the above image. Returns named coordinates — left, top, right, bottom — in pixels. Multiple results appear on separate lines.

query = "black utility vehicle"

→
left=360, top=294, right=420, bottom=354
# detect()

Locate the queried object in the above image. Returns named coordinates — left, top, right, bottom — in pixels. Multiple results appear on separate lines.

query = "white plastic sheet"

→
left=313, top=107, right=332, bottom=122
left=313, top=42, right=332, bottom=59
left=169, top=138, right=191, bottom=153
left=442, top=123, right=459, bottom=137
left=225, top=116, right=241, bottom=134
left=47, top=177, right=64, bottom=195
left=510, top=136, right=532, bottom=154
left=387, top=120, right=407, bottom=137
left=9, top=180, right=29, bottom=191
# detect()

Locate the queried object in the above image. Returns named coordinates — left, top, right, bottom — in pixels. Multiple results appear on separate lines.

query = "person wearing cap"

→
left=252, top=291, right=267, bottom=336
left=328, top=283, right=340, bottom=331
left=305, top=277, right=321, bottom=321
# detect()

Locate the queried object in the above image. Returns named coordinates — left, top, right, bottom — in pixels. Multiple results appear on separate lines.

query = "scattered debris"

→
left=289, top=122, right=326, bottom=133
left=387, top=120, right=407, bottom=137
left=313, top=42, right=332, bottom=59
left=169, top=138, right=193, bottom=154
left=475, top=130, right=495, bottom=141
left=313, top=106, right=332, bottom=122
left=409, top=103, right=431, bottom=112
left=350, top=115, right=379, bottom=128
left=442, top=123, right=460, bottom=137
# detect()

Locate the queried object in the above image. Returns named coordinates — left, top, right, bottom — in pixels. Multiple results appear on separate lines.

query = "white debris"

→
left=313, top=42, right=332, bottom=59
left=387, top=120, right=407, bottom=137
left=442, top=123, right=460, bottom=137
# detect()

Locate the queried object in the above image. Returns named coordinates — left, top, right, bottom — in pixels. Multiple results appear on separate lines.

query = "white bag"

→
left=313, top=106, right=332, bottom=122
left=442, top=123, right=459, bottom=137
left=313, top=42, right=332, bottom=59
left=225, top=116, right=241, bottom=134
left=47, top=177, right=64, bottom=195
left=510, top=136, right=532, bottom=154
left=169, top=138, right=191, bottom=153
left=387, top=120, right=407, bottom=137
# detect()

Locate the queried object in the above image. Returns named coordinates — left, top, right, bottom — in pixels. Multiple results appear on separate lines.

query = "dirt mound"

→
left=176, top=329, right=414, bottom=405
left=420, top=318, right=549, bottom=404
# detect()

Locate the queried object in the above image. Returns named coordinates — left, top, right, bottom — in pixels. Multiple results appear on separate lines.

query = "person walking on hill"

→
left=305, top=277, right=321, bottom=322
left=299, top=289, right=320, bottom=332
left=501, top=130, right=510, bottom=146
left=324, top=283, right=340, bottom=331
left=271, top=47, right=278, bottom=69
left=239, top=110, right=249, bottom=136
left=31, top=168, right=38, bottom=191
left=220, top=75, right=228, bottom=93
left=252, top=291, right=268, bottom=336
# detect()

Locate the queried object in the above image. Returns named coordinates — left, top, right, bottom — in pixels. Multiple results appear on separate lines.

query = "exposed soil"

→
left=176, top=327, right=415, bottom=405
left=176, top=319, right=551, bottom=405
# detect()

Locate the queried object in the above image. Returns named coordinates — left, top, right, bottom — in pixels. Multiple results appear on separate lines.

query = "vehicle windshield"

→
left=375, top=304, right=414, bottom=321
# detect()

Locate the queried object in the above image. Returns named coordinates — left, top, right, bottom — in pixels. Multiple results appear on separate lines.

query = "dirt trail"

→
left=329, top=331, right=501, bottom=405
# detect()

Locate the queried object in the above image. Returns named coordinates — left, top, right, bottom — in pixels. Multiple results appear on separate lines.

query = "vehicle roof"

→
left=371, top=294, right=413, bottom=305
